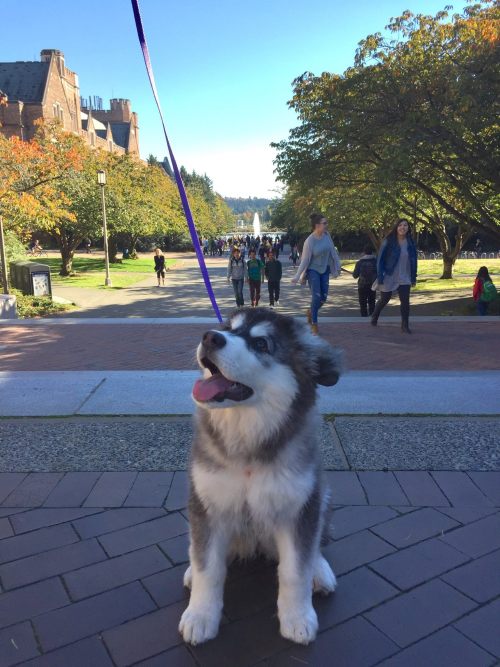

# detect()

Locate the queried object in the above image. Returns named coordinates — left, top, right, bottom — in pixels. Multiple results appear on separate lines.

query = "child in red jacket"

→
left=473, top=266, right=496, bottom=315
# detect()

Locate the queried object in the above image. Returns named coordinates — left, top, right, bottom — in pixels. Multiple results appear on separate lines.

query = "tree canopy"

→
left=273, top=1, right=499, bottom=274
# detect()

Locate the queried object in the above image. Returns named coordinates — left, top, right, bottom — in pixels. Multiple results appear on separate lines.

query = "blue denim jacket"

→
left=377, top=237, right=417, bottom=284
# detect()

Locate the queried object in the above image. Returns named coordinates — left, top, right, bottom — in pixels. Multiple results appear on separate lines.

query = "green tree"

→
left=48, top=150, right=104, bottom=275
left=273, top=1, right=499, bottom=276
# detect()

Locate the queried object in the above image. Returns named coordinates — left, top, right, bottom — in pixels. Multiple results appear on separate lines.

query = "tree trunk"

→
left=441, top=254, right=455, bottom=279
left=434, top=223, right=471, bottom=280
left=54, top=229, right=82, bottom=276
left=59, top=245, right=74, bottom=276
left=108, top=236, right=119, bottom=263
left=367, top=229, right=381, bottom=251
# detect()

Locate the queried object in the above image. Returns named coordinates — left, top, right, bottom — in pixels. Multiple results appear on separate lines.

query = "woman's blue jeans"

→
left=232, top=278, right=244, bottom=307
left=477, top=300, right=489, bottom=316
left=307, top=269, right=330, bottom=323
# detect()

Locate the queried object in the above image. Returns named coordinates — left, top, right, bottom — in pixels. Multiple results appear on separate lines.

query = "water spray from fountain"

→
left=253, top=212, right=261, bottom=238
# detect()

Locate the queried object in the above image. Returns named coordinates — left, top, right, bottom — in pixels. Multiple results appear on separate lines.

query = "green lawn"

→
left=30, top=256, right=176, bottom=289
left=343, top=258, right=500, bottom=292
left=417, top=258, right=500, bottom=277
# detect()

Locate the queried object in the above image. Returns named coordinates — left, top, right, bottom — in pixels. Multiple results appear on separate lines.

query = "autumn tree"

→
left=0, top=120, right=84, bottom=238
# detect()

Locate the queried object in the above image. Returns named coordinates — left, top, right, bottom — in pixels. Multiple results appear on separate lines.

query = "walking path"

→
left=49, top=251, right=476, bottom=318
left=0, top=251, right=499, bottom=666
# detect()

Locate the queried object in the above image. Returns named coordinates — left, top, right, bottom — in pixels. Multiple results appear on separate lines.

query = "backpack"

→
left=358, top=257, right=377, bottom=287
left=481, top=280, right=497, bottom=302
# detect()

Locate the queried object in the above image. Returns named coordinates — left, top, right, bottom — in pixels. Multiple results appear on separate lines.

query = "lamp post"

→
left=0, top=216, right=9, bottom=294
left=97, top=170, right=112, bottom=286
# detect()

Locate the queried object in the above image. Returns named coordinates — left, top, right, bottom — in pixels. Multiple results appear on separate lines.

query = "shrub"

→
left=10, top=288, right=73, bottom=319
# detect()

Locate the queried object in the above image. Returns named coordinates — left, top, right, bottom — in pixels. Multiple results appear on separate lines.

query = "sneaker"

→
left=306, top=308, right=312, bottom=324
left=275, top=300, right=279, bottom=307
left=310, top=323, right=319, bottom=336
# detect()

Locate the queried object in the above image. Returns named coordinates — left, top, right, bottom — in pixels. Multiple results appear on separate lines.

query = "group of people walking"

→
left=227, top=246, right=283, bottom=308
left=155, top=213, right=497, bottom=328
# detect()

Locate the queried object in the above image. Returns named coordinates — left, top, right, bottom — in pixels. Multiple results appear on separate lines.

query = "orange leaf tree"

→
left=0, top=120, right=85, bottom=238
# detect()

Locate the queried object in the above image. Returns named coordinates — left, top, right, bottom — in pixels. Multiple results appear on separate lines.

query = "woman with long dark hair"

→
left=473, top=266, right=497, bottom=315
left=371, top=218, right=418, bottom=333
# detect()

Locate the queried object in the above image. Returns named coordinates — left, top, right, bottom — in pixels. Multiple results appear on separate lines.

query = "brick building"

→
left=0, top=49, right=139, bottom=156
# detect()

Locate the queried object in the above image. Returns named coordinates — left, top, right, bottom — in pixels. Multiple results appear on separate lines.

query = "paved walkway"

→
left=0, top=470, right=499, bottom=666
left=1, top=252, right=499, bottom=666
left=48, top=251, right=478, bottom=318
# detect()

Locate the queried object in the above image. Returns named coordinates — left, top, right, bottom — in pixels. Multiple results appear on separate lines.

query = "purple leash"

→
left=131, top=0, right=223, bottom=323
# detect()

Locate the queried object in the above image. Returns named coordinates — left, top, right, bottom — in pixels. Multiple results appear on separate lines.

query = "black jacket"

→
left=265, top=259, right=282, bottom=282
left=353, top=254, right=377, bottom=287
left=154, top=255, right=165, bottom=271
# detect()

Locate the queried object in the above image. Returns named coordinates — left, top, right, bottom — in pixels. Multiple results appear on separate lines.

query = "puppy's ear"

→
left=309, top=337, right=343, bottom=386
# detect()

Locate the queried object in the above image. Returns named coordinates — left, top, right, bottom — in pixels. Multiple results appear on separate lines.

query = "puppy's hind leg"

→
left=313, top=554, right=337, bottom=595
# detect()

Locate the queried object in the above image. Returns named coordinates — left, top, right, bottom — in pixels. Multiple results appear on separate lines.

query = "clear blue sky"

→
left=2, top=0, right=464, bottom=198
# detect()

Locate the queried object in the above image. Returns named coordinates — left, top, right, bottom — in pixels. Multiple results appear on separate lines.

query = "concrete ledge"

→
left=0, top=294, right=17, bottom=319
left=1, top=370, right=499, bottom=417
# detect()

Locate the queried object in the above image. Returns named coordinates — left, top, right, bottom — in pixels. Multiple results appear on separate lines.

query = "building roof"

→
left=0, top=61, right=49, bottom=103
left=80, top=111, right=107, bottom=132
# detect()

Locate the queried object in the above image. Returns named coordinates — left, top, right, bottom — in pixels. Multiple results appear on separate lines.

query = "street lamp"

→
left=97, top=170, right=112, bottom=286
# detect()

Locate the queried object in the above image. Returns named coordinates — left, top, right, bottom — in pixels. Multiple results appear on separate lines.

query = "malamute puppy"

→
left=179, top=307, right=342, bottom=645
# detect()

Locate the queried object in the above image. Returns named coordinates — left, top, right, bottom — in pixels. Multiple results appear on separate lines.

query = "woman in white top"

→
left=291, top=213, right=341, bottom=335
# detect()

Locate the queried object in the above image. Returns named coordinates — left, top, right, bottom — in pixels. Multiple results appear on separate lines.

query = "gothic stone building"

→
left=0, top=49, right=139, bottom=156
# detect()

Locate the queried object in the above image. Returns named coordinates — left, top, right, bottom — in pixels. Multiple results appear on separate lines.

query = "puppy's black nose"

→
left=202, top=331, right=226, bottom=350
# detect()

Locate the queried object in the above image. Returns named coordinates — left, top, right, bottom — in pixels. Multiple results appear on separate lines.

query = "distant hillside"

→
left=224, top=197, right=275, bottom=214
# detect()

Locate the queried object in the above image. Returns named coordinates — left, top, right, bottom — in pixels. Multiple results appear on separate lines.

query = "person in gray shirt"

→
left=292, top=213, right=341, bottom=335
left=227, top=247, right=246, bottom=307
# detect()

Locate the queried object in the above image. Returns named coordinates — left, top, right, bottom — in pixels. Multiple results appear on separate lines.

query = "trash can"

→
left=10, top=261, right=52, bottom=297
left=123, top=248, right=130, bottom=259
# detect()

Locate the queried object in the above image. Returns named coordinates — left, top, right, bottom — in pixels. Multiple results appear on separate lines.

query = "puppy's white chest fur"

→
left=192, top=461, right=315, bottom=523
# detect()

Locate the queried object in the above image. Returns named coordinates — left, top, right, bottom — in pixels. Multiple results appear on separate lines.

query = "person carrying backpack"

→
left=473, top=266, right=497, bottom=316
left=352, top=245, right=378, bottom=317
left=227, top=247, right=246, bottom=307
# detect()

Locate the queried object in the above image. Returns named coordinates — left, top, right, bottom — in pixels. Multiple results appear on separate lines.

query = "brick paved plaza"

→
left=0, top=470, right=499, bottom=666
left=0, top=254, right=499, bottom=666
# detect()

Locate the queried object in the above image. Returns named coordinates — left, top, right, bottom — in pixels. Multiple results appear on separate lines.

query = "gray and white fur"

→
left=179, top=307, right=342, bottom=645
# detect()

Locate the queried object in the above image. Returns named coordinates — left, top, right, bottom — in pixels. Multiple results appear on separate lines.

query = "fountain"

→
left=253, top=212, right=261, bottom=238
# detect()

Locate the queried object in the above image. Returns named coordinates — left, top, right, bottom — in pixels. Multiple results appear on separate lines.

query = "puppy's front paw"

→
left=179, top=605, right=221, bottom=645
left=279, top=606, right=318, bottom=645
left=313, top=555, right=337, bottom=595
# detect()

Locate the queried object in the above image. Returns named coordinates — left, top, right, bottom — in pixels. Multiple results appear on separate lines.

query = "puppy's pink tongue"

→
left=193, top=374, right=234, bottom=401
